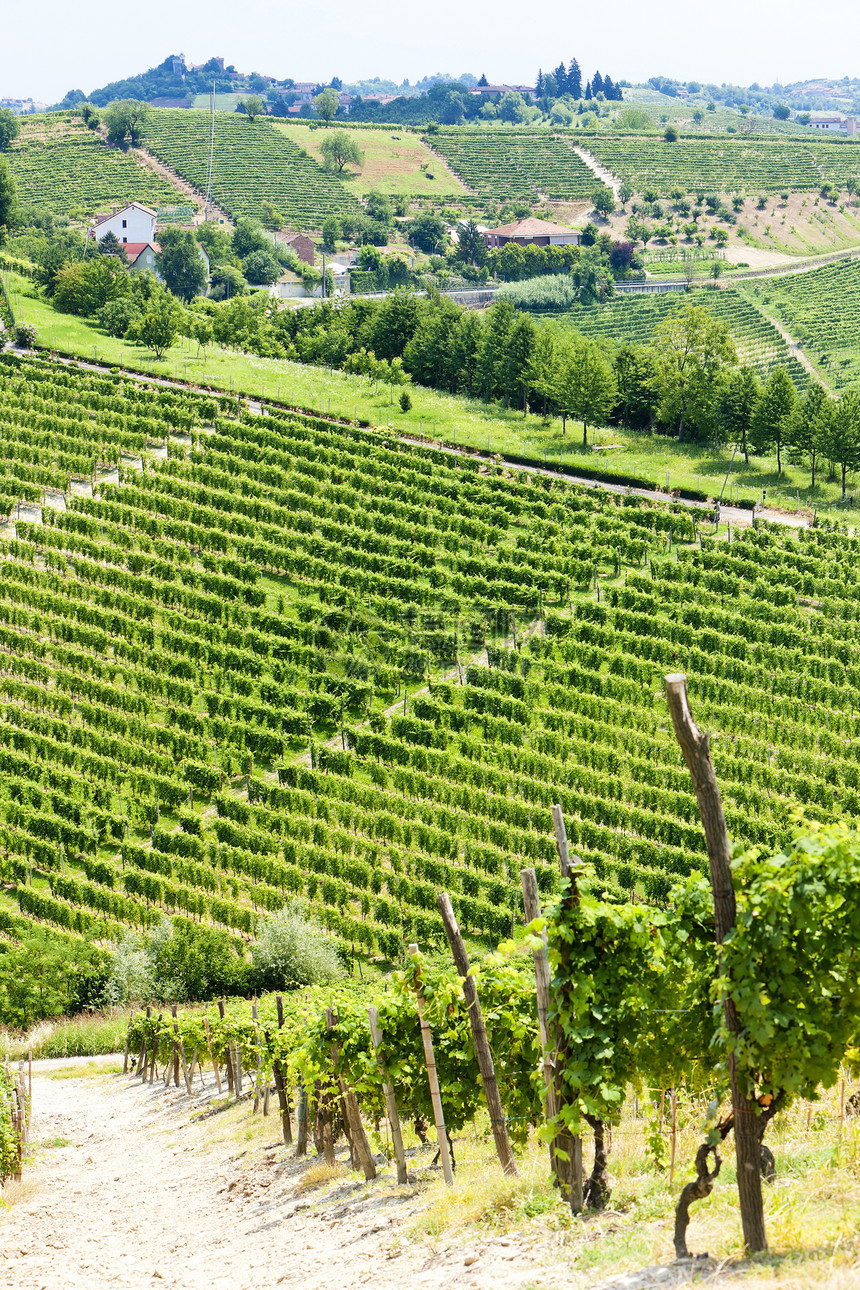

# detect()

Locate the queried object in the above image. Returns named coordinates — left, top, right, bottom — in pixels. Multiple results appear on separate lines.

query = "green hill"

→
left=529, top=286, right=810, bottom=389
left=582, top=134, right=860, bottom=195
left=1, top=352, right=858, bottom=974
left=8, top=117, right=183, bottom=220
left=144, top=108, right=362, bottom=229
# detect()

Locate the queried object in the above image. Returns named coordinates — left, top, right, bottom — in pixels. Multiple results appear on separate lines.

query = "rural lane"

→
left=0, top=1062, right=585, bottom=1290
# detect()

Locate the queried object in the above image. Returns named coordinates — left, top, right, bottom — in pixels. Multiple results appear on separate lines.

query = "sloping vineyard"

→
left=144, top=109, right=362, bottom=228
left=751, top=257, right=860, bottom=388
left=7, top=129, right=182, bottom=220
left=427, top=130, right=598, bottom=201
left=582, top=135, right=860, bottom=195
left=531, top=286, right=809, bottom=388
left=0, top=353, right=859, bottom=971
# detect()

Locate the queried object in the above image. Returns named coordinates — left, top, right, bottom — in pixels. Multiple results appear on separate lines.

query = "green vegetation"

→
left=752, top=257, right=860, bottom=387
left=144, top=108, right=362, bottom=228
left=537, top=286, right=810, bottom=389
left=427, top=128, right=598, bottom=201
left=583, top=134, right=860, bottom=195
left=1, top=350, right=860, bottom=1007
left=278, top=123, right=467, bottom=198
left=7, top=275, right=848, bottom=511
left=7, top=122, right=181, bottom=219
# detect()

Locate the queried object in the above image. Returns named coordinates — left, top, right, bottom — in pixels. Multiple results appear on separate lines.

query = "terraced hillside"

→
left=583, top=135, right=860, bottom=195
left=2, top=354, right=860, bottom=970
left=532, top=287, right=810, bottom=388
left=427, top=129, right=598, bottom=201
left=751, top=257, right=860, bottom=387
left=144, top=108, right=363, bottom=228
left=8, top=117, right=182, bottom=220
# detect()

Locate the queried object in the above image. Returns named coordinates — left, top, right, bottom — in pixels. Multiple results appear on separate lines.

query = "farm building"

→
left=469, top=84, right=536, bottom=99
left=805, top=113, right=857, bottom=135
left=279, top=231, right=315, bottom=266
left=124, top=242, right=160, bottom=273
left=94, top=203, right=157, bottom=245
left=484, top=217, right=581, bottom=250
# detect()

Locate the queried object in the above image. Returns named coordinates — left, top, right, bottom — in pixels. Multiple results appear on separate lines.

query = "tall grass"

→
left=0, top=1009, right=132, bottom=1061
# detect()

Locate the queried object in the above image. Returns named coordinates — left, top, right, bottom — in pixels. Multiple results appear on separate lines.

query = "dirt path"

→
left=570, top=146, right=621, bottom=200
left=0, top=1063, right=599, bottom=1290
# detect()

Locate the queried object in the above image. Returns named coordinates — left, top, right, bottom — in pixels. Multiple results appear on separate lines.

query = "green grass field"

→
left=7, top=274, right=854, bottom=514
left=276, top=123, right=468, bottom=199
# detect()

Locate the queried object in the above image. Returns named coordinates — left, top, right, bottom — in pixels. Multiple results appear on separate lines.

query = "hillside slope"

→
left=8, top=116, right=183, bottom=220
left=1, top=354, right=859, bottom=970
left=144, top=109, right=362, bottom=228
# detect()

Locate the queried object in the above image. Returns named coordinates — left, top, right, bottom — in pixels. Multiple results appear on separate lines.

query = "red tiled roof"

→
left=487, top=217, right=577, bottom=238
left=123, top=242, right=160, bottom=262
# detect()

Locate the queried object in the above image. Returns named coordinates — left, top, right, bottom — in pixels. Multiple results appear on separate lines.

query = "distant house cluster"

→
left=0, top=96, right=46, bottom=115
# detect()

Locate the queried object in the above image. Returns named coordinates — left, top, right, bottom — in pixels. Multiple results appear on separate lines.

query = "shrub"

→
left=14, top=322, right=38, bottom=349
left=399, top=390, right=412, bottom=413
left=250, top=901, right=343, bottom=992
left=242, top=250, right=282, bottom=286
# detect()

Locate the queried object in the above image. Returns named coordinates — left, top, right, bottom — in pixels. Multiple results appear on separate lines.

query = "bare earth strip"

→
left=0, top=1064, right=596, bottom=1290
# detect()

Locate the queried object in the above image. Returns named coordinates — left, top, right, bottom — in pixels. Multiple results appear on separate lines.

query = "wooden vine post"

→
left=547, top=807, right=585, bottom=1212
left=436, top=892, right=518, bottom=1177
left=368, top=1005, right=408, bottom=1185
left=521, top=864, right=587, bottom=1209
left=664, top=673, right=767, bottom=1254
left=325, top=1009, right=377, bottom=1181
left=408, top=943, right=454, bottom=1186
left=171, top=1003, right=193, bottom=1095
left=271, top=996, right=293, bottom=1147
left=203, top=1016, right=222, bottom=1093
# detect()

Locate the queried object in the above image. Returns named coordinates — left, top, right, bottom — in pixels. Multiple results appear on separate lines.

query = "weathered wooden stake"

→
left=326, top=1009, right=377, bottom=1180
left=272, top=996, right=293, bottom=1147
left=436, top=892, right=518, bottom=1177
left=548, top=808, right=585, bottom=1211
left=148, top=1014, right=162, bottom=1084
left=409, top=943, right=454, bottom=1186
left=520, top=867, right=566, bottom=1185
left=368, top=1005, right=408, bottom=1185
left=295, top=1080, right=309, bottom=1157
left=170, top=1004, right=193, bottom=1094
left=204, top=1016, right=222, bottom=1092
left=664, top=673, right=767, bottom=1254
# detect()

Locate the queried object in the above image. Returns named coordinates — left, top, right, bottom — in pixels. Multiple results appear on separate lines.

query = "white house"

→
left=93, top=203, right=157, bottom=246
left=805, top=113, right=857, bottom=136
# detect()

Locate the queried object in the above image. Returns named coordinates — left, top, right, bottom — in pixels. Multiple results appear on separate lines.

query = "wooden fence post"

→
left=664, top=672, right=767, bottom=1254
left=409, top=943, right=454, bottom=1186
left=148, top=1014, right=161, bottom=1084
left=368, top=1006, right=408, bottom=1185
left=436, top=893, right=518, bottom=1177
left=325, top=1009, right=377, bottom=1180
left=137, top=1006, right=150, bottom=1081
left=252, top=1003, right=262, bottom=1114
left=171, top=1004, right=193, bottom=1095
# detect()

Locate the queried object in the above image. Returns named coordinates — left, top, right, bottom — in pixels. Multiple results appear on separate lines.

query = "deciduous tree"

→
left=651, top=300, right=736, bottom=441
left=313, top=89, right=340, bottom=125
left=103, top=98, right=150, bottom=147
left=320, top=130, right=365, bottom=173
left=751, top=366, right=797, bottom=473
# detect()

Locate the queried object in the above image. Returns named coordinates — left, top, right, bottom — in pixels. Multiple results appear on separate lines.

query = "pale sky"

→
left=2, top=0, right=858, bottom=104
